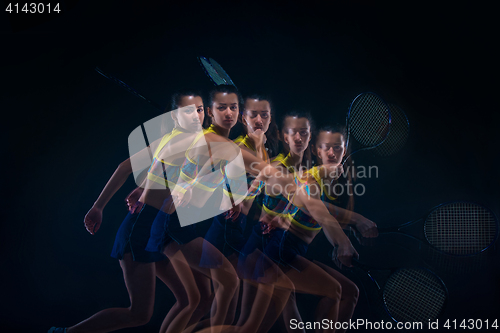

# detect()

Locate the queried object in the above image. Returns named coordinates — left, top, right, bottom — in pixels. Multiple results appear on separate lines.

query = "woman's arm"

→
left=293, top=182, right=358, bottom=267
left=92, top=159, right=134, bottom=210
left=324, top=202, right=378, bottom=238
left=83, top=136, right=163, bottom=235
left=186, top=135, right=298, bottom=200
left=84, top=159, right=133, bottom=235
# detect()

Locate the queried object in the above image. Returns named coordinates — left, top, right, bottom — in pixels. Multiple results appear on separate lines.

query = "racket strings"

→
left=209, top=58, right=236, bottom=87
left=352, top=95, right=388, bottom=142
left=199, top=57, right=226, bottom=85
left=349, top=94, right=390, bottom=147
left=350, top=98, right=382, bottom=145
left=374, top=104, right=409, bottom=156
left=424, top=202, right=497, bottom=255
left=383, top=269, right=446, bottom=323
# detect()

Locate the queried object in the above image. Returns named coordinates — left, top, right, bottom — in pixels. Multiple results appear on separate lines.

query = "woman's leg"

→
left=284, top=256, right=343, bottom=333
left=277, top=290, right=305, bottom=333
left=236, top=279, right=257, bottom=328
left=190, top=269, right=215, bottom=324
left=155, top=259, right=213, bottom=333
left=313, top=260, right=359, bottom=333
left=162, top=247, right=202, bottom=333
left=66, top=253, right=156, bottom=333
left=236, top=250, right=293, bottom=333
left=224, top=253, right=242, bottom=325
left=165, top=237, right=239, bottom=333
left=197, top=252, right=242, bottom=330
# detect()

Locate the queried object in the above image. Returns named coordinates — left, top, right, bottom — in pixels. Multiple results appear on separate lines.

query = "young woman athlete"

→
left=195, top=93, right=296, bottom=333
left=170, top=88, right=361, bottom=333
left=261, top=121, right=378, bottom=333
left=49, top=92, right=213, bottom=333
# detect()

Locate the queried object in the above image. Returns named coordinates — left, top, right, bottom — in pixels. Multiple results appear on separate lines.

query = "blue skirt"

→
left=263, top=228, right=309, bottom=272
left=110, top=204, right=167, bottom=263
left=145, top=210, right=197, bottom=254
left=237, top=222, right=272, bottom=281
left=199, top=213, right=248, bottom=268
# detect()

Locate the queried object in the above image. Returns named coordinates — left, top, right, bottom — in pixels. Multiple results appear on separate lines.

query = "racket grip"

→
left=351, top=258, right=369, bottom=271
left=377, top=227, right=399, bottom=233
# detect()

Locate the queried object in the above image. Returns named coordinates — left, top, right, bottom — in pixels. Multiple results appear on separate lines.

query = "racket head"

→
left=343, top=92, right=391, bottom=164
left=382, top=268, right=448, bottom=323
left=208, top=57, right=237, bottom=88
left=373, top=104, right=409, bottom=156
left=423, top=201, right=499, bottom=256
left=198, top=56, right=226, bottom=86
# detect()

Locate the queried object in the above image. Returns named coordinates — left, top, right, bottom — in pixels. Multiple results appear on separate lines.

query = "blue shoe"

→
left=48, top=327, right=67, bottom=333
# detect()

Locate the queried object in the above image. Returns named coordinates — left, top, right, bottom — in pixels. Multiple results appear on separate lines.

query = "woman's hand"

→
left=125, top=187, right=144, bottom=213
left=262, top=214, right=291, bottom=234
left=226, top=202, right=242, bottom=220
left=261, top=220, right=275, bottom=235
left=331, top=240, right=359, bottom=269
left=354, top=215, right=379, bottom=238
left=84, top=206, right=103, bottom=235
left=171, top=186, right=192, bottom=208
left=247, top=128, right=267, bottom=148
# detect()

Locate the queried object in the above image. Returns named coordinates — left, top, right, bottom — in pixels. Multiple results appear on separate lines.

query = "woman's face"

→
left=243, top=99, right=271, bottom=134
left=209, top=92, right=239, bottom=130
left=283, top=116, right=311, bottom=155
left=173, top=95, right=204, bottom=132
left=316, top=131, right=345, bottom=166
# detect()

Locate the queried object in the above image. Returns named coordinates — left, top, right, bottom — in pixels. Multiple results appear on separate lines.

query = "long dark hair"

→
left=280, top=110, right=315, bottom=170
left=239, top=94, right=280, bottom=158
left=161, top=89, right=204, bottom=133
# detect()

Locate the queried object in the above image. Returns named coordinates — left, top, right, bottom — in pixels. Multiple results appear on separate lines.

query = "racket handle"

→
left=377, top=227, right=400, bottom=233
left=94, top=67, right=163, bottom=111
left=352, top=258, right=370, bottom=271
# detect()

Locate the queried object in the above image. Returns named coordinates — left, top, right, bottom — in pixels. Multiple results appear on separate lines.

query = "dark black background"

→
left=1, top=1, right=498, bottom=332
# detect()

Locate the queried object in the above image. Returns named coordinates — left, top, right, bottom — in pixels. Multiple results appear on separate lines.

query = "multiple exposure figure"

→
left=49, top=84, right=378, bottom=333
